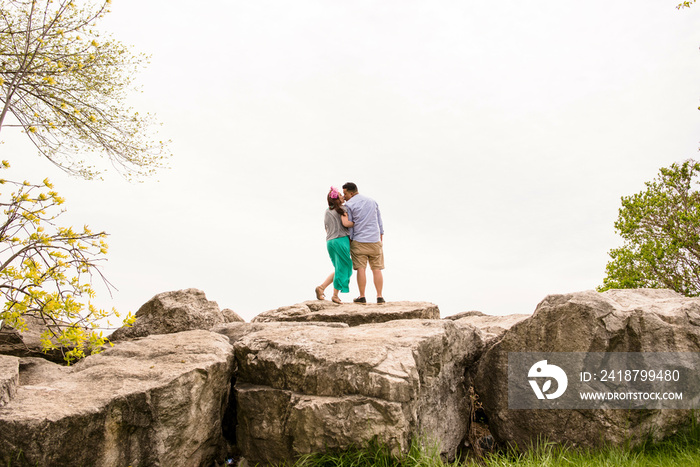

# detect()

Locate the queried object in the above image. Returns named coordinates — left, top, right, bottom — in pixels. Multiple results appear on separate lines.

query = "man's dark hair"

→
left=342, top=182, right=358, bottom=193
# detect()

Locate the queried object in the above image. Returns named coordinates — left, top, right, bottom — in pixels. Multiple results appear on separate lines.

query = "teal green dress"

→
left=325, top=208, right=352, bottom=293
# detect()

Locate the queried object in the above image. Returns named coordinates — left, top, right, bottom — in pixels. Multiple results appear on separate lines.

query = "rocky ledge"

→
left=0, top=330, right=234, bottom=466
left=218, top=318, right=482, bottom=463
left=251, top=300, right=440, bottom=326
left=0, top=288, right=698, bottom=466
left=472, top=288, right=700, bottom=449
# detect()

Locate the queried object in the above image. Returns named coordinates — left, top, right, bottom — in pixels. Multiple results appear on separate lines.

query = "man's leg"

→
left=367, top=242, right=385, bottom=300
left=372, top=269, right=383, bottom=298
left=354, top=267, right=368, bottom=303
left=356, top=267, right=367, bottom=298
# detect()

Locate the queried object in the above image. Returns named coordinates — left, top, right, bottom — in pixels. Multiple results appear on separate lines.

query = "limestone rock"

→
left=252, top=300, right=440, bottom=326
left=109, top=288, right=230, bottom=340
left=214, top=321, right=349, bottom=345
left=0, top=356, right=18, bottom=407
left=0, top=316, right=77, bottom=363
left=472, top=289, right=700, bottom=449
left=232, top=319, right=484, bottom=465
left=222, top=308, right=246, bottom=323
left=0, top=330, right=235, bottom=466
left=446, top=311, right=531, bottom=344
left=17, top=357, right=68, bottom=386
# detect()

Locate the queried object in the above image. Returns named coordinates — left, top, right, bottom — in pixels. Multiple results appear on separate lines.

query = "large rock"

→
left=222, top=308, right=246, bottom=323
left=0, top=356, right=18, bottom=407
left=17, top=357, right=68, bottom=385
left=0, top=316, right=77, bottom=363
left=472, top=288, right=700, bottom=449
left=252, top=300, right=440, bottom=326
left=109, top=288, right=242, bottom=341
left=0, top=330, right=235, bottom=466
left=446, top=311, right=531, bottom=345
left=213, top=321, right=349, bottom=344
left=220, top=319, right=484, bottom=465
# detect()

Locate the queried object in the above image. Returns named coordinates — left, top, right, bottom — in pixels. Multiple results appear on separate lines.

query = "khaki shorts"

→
left=350, top=241, right=384, bottom=270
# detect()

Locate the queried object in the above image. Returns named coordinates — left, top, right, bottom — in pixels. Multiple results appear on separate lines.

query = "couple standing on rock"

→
left=315, top=182, right=385, bottom=305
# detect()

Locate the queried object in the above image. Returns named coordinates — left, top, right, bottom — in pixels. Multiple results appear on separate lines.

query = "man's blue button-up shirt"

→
left=345, top=193, right=384, bottom=243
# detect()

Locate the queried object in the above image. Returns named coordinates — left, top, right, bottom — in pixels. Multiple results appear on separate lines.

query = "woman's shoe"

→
left=332, top=296, right=342, bottom=304
left=315, top=286, right=325, bottom=300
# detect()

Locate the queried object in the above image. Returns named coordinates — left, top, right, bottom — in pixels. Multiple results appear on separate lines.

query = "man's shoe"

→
left=353, top=296, right=366, bottom=304
left=377, top=297, right=386, bottom=304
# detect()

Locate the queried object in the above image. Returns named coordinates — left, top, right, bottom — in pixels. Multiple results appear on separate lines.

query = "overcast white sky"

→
left=2, top=0, right=699, bottom=323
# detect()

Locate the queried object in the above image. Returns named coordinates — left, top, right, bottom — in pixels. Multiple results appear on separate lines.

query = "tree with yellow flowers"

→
left=0, top=0, right=154, bottom=363
left=0, top=0, right=168, bottom=179
left=0, top=161, right=133, bottom=363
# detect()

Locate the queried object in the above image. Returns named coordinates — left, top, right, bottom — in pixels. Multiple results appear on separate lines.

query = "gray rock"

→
left=0, top=330, right=235, bottom=466
left=214, top=321, right=349, bottom=345
left=0, top=356, right=18, bottom=407
left=17, top=357, right=68, bottom=386
left=6, top=288, right=696, bottom=465
left=252, top=300, right=440, bottom=326
left=233, top=319, right=484, bottom=465
left=472, top=288, right=700, bottom=449
left=109, top=288, right=230, bottom=340
left=447, top=311, right=531, bottom=344
left=444, top=310, right=484, bottom=320
left=0, top=316, right=77, bottom=363
left=222, top=308, right=246, bottom=323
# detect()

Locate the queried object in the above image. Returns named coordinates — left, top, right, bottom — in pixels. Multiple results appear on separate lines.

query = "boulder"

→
left=222, top=308, right=246, bottom=323
left=17, top=357, right=68, bottom=385
left=446, top=311, right=531, bottom=345
left=0, top=330, right=235, bottom=466
left=0, top=356, right=18, bottom=407
left=472, top=289, right=700, bottom=449
left=0, top=316, right=77, bottom=363
left=213, top=321, right=349, bottom=345
left=109, top=288, right=234, bottom=340
left=223, top=319, right=484, bottom=465
left=252, top=300, right=440, bottom=326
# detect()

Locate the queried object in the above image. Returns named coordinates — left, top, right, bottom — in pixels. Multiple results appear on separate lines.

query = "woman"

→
left=315, top=186, right=353, bottom=304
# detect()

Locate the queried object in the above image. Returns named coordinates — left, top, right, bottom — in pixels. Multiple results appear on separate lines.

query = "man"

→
left=342, top=182, right=385, bottom=304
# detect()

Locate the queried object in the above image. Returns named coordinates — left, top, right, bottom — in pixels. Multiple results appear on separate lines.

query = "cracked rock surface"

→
left=472, top=289, right=700, bottom=449
left=0, top=330, right=234, bottom=467
left=223, top=318, right=484, bottom=465
left=252, top=300, right=440, bottom=326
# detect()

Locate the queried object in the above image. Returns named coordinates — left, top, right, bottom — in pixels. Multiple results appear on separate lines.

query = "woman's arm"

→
left=341, top=212, right=354, bottom=228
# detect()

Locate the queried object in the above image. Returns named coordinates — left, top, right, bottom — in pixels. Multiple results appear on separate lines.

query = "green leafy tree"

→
left=599, top=159, right=700, bottom=296
left=0, top=0, right=168, bottom=179
left=0, top=160, right=133, bottom=363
